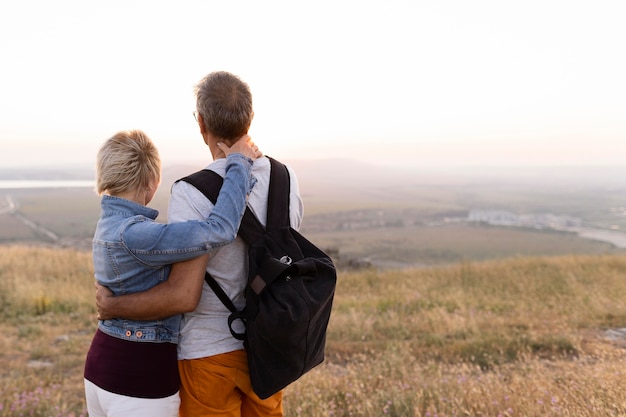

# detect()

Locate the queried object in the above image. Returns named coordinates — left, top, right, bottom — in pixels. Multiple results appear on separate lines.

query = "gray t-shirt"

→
left=168, top=156, right=304, bottom=360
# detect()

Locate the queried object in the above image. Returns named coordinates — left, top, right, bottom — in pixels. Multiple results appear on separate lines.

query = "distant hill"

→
left=0, top=167, right=95, bottom=181
left=3, top=160, right=626, bottom=189
left=160, top=157, right=409, bottom=185
left=2, top=159, right=626, bottom=268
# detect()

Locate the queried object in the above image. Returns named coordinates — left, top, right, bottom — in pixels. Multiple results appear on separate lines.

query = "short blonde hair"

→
left=96, top=130, right=161, bottom=196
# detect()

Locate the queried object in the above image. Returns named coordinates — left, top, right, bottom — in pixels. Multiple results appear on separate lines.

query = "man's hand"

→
left=91, top=255, right=210, bottom=321
left=95, top=281, right=115, bottom=320
left=218, top=134, right=262, bottom=160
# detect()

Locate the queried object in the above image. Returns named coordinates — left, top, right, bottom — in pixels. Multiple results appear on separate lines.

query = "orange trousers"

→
left=178, top=350, right=283, bottom=417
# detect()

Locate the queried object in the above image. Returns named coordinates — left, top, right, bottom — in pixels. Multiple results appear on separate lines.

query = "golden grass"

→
left=288, top=346, right=626, bottom=416
left=287, top=255, right=626, bottom=416
left=2, top=246, right=626, bottom=416
left=0, top=246, right=95, bottom=417
left=0, top=246, right=94, bottom=316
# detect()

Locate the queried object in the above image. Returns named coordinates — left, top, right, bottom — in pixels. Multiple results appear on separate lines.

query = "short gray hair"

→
left=96, top=130, right=161, bottom=196
left=195, top=71, right=254, bottom=141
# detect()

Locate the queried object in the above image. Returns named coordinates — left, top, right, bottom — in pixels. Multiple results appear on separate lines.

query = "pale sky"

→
left=1, top=0, right=625, bottom=170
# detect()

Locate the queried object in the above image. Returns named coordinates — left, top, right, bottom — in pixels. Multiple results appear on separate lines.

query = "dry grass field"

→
left=308, top=223, right=625, bottom=269
left=3, top=246, right=626, bottom=416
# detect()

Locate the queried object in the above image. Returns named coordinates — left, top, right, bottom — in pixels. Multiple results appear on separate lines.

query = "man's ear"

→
left=197, top=113, right=207, bottom=135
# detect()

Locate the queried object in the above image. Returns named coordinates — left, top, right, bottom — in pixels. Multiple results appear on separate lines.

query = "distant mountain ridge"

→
left=0, top=167, right=95, bottom=181
left=160, top=158, right=410, bottom=189
left=3, top=160, right=626, bottom=189
left=0, top=159, right=396, bottom=182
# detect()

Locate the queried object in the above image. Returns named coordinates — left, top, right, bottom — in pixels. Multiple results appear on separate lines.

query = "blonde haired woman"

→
left=84, top=130, right=260, bottom=417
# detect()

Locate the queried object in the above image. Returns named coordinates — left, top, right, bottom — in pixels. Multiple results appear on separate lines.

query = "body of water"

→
left=0, top=180, right=95, bottom=189
left=575, top=227, right=626, bottom=249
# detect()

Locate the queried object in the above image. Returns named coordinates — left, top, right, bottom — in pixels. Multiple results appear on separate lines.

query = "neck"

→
left=111, top=189, right=146, bottom=206
left=205, top=133, right=231, bottom=160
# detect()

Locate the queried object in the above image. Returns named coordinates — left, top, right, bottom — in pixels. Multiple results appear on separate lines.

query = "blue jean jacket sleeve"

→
left=122, top=153, right=254, bottom=265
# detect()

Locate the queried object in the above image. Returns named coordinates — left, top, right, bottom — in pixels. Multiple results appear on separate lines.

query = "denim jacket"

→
left=94, top=153, right=254, bottom=344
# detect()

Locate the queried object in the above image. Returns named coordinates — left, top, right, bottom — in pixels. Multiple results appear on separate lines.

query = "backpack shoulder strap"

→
left=203, top=270, right=238, bottom=313
left=178, top=156, right=292, bottom=235
left=177, top=169, right=223, bottom=205
left=177, top=168, right=252, bottom=318
left=177, top=167, right=264, bottom=245
left=266, top=157, right=291, bottom=230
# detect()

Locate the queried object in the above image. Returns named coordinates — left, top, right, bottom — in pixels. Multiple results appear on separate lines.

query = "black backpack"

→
left=178, top=156, right=336, bottom=399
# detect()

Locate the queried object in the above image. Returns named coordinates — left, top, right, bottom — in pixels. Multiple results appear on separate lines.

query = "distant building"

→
left=468, top=210, right=582, bottom=230
left=468, top=210, right=518, bottom=226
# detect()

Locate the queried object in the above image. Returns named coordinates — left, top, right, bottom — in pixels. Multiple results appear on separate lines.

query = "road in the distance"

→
left=0, top=195, right=59, bottom=242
